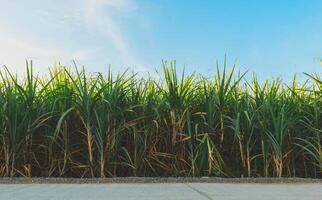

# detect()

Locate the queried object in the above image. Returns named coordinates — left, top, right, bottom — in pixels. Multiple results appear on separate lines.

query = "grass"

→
left=0, top=60, right=321, bottom=178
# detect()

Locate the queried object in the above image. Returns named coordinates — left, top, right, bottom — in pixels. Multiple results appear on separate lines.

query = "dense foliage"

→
left=0, top=61, right=321, bottom=178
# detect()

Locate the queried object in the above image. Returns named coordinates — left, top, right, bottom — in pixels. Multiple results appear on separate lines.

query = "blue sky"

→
left=0, top=0, right=321, bottom=80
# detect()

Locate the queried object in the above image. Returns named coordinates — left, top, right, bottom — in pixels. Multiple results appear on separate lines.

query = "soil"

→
left=0, top=177, right=321, bottom=184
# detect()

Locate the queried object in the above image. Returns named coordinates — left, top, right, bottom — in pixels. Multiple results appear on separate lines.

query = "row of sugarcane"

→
left=0, top=60, right=321, bottom=178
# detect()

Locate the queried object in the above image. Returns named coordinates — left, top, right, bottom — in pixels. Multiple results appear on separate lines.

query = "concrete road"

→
left=1, top=183, right=321, bottom=200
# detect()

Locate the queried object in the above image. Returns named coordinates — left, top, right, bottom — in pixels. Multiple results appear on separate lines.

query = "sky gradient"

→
left=0, top=0, right=321, bottom=80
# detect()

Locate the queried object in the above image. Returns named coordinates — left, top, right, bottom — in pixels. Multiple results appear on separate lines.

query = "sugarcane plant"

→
left=0, top=60, right=320, bottom=178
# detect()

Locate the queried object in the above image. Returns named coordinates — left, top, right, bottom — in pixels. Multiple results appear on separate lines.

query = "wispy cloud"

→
left=0, top=31, right=63, bottom=75
left=0, top=0, right=146, bottom=75
left=81, top=0, right=145, bottom=70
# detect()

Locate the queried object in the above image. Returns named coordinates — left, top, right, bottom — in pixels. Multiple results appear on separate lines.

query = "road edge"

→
left=0, top=177, right=321, bottom=184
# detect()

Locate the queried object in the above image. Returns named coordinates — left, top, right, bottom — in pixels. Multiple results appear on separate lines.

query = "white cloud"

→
left=0, top=29, right=97, bottom=76
left=81, top=0, right=145, bottom=70
left=91, top=0, right=136, bottom=10
left=0, top=0, right=147, bottom=76
left=0, top=33, right=64, bottom=75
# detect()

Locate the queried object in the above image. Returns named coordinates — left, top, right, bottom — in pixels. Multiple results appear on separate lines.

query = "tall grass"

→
left=0, top=61, right=321, bottom=178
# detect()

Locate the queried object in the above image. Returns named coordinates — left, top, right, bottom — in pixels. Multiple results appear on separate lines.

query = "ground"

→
left=1, top=182, right=321, bottom=200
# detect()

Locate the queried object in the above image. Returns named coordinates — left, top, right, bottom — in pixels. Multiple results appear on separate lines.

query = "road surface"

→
left=1, top=183, right=321, bottom=200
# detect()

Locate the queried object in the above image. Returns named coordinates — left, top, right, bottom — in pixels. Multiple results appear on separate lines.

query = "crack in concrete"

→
left=184, top=183, right=213, bottom=200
